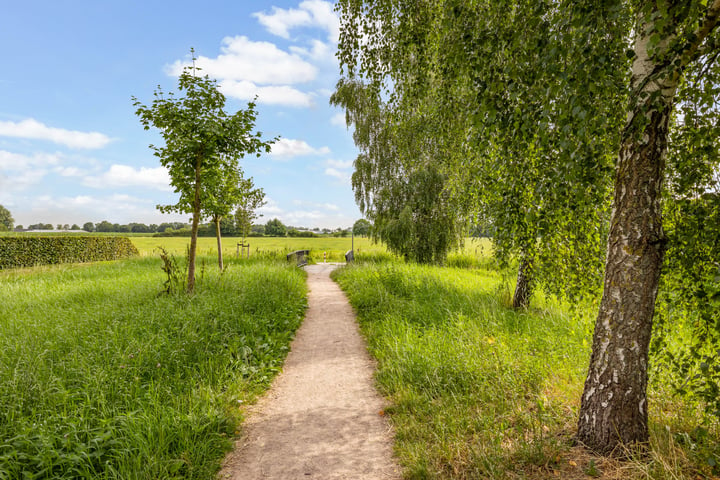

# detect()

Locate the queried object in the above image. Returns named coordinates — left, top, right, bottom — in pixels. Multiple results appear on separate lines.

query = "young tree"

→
left=133, top=52, right=273, bottom=291
left=0, top=205, right=13, bottom=231
left=234, top=178, right=266, bottom=244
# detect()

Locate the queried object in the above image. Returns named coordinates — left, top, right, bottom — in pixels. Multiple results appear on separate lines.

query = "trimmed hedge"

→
left=0, top=236, right=139, bottom=269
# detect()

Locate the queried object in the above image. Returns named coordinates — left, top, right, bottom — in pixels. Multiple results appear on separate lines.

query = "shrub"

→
left=0, top=236, right=139, bottom=269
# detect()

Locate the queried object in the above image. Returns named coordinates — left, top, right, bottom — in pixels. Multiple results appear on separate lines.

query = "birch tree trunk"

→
left=577, top=0, right=720, bottom=453
left=512, top=256, right=533, bottom=309
left=576, top=22, right=676, bottom=455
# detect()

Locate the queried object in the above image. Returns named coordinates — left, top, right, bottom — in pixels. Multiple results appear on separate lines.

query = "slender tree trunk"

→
left=577, top=27, right=677, bottom=455
left=512, top=255, right=533, bottom=309
left=187, top=153, right=202, bottom=293
left=215, top=216, right=224, bottom=270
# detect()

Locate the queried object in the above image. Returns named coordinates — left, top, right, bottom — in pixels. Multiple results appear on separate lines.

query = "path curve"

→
left=219, top=263, right=401, bottom=480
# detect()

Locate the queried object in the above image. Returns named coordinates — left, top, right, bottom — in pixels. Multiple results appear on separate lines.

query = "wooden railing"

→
left=287, top=249, right=310, bottom=267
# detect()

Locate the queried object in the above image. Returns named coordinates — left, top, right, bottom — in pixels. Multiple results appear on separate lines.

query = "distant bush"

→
left=153, top=228, right=192, bottom=237
left=0, top=236, right=139, bottom=269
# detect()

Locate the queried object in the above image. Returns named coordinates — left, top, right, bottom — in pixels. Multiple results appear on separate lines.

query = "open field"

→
left=129, top=235, right=381, bottom=263
left=332, top=259, right=720, bottom=479
left=129, top=236, right=492, bottom=265
left=0, top=257, right=307, bottom=479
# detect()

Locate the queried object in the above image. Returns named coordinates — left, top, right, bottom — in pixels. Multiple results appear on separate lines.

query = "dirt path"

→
left=219, top=263, right=401, bottom=480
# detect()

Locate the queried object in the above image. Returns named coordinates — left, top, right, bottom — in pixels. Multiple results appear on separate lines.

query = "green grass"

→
left=0, top=256, right=307, bottom=479
left=332, top=258, right=719, bottom=479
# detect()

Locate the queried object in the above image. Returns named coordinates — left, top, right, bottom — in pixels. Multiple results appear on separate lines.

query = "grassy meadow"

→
left=128, top=235, right=491, bottom=265
left=129, top=235, right=383, bottom=263
left=332, top=257, right=719, bottom=479
left=0, top=256, right=307, bottom=479
left=3, top=234, right=712, bottom=479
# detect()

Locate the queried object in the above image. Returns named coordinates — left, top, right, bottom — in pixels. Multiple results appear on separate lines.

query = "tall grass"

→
left=332, top=259, right=719, bottom=479
left=0, top=257, right=306, bottom=479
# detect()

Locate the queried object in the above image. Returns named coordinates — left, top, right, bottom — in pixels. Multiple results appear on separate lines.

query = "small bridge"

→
left=287, top=250, right=310, bottom=267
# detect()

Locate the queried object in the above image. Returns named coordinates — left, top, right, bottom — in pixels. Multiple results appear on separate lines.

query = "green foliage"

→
left=352, top=218, right=372, bottom=236
left=653, top=194, right=720, bottom=422
left=0, top=258, right=307, bottom=479
left=0, top=236, right=138, bottom=269
left=234, top=178, right=266, bottom=240
left=265, top=218, right=287, bottom=237
left=133, top=50, right=273, bottom=290
left=331, top=79, right=465, bottom=264
left=0, top=205, right=13, bottom=231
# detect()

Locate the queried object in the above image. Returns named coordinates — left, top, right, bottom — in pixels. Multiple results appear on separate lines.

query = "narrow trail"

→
left=219, top=263, right=401, bottom=480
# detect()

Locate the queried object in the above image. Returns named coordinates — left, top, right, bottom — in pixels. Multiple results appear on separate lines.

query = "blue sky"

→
left=0, top=0, right=360, bottom=229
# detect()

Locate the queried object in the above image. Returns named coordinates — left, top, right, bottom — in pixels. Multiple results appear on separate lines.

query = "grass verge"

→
left=332, top=258, right=719, bottom=479
left=0, top=256, right=307, bottom=479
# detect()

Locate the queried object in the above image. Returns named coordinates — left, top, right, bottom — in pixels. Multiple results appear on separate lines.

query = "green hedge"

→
left=0, top=236, right=139, bottom=269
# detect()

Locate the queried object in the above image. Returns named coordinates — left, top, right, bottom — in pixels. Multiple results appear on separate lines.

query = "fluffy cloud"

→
left=326, top=159, right=353, bottom=169
left=269, top=138, right=331, bottom=159
left=83, top=164, right=172, bottom=191
left=293, top=199, right=340, bottom=211
left=167, top=36, right=316, bottom=86
left=324, top=167, right=351, bottom=184
left=324, top=158, right=353, bottom=184
left=253, top=0, right=340, bottom=43
left=220, top=81, right=314, bottom=107
left=14, top=193, right=188, bottom=226
left=0, top=150, right=61, bottom=170
left=0, top=119, right=111, bottom=149
left=330, top=112, right=347, bottom=127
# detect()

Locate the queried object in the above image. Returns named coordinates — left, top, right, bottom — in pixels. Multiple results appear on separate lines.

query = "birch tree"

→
left=336, top=0, right=720, bottom=454
left=577, top=0, right=720, bottom=453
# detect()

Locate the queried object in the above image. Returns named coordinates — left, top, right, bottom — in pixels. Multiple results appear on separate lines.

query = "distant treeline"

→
left=16, top=218, right=353, bottom=238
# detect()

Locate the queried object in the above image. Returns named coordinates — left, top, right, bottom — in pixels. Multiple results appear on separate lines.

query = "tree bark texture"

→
left=187, top=153, right=202, bottom=293
left=576, top=29, right=676, bottom=455
left=512, top=256, right=533, bottom=309
left=215, top=217, right=224, bottom=270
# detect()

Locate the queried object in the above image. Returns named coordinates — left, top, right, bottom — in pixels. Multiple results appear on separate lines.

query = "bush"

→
left=0, top=236, right=139, bottom=269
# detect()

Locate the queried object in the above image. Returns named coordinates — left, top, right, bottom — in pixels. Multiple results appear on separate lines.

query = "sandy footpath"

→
left=218, top=263, right=401, bottom=480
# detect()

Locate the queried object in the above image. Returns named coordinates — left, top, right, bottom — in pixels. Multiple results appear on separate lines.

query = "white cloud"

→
left=330, top=112, right=346, bottom=127
left=220, top=80, right=314, bottom=107
left=14, top=193, right=189, bottom=226
left=0, top=119, right=111, bottom=149
left=290, top=39, right=335, bottom=63
left=167, top=36, right=316, bottom=86
left=253, top=0, right=340, bottom=43
left=83, top=164, right=172, bottom=191
left=326, top=159, right=353, bottom=169
left=269, top=138, right=331, bottom=159
left=0, top=150, right=61, bottom=170
left=293, top=199, right=340, bottom=211
left=54, top=166, right=85, bottom=177
left=324, top=167, right=351, bottom=184
left=0, top=168, right=47, bottom=192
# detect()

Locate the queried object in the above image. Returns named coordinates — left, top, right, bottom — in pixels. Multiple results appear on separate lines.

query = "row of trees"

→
left=335, top=0, right=720, bottom=455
